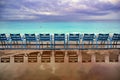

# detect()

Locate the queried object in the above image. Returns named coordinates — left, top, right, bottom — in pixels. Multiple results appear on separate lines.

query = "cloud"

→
left=99, top=0, right=120, bottom=4
left=1, top=14, right=38, bottom=20
left=0, top=0, right=120, bottom=21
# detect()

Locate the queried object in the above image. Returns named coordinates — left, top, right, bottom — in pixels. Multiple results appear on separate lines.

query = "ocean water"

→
left=0, top=21, right=120, bottom=34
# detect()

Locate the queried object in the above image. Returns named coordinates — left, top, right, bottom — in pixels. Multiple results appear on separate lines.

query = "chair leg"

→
left=82, top=41, right=84, bottom=48
left=110, top=41, right=112, bottom=48
left=50, top=40, right=52, bottom=48
left=92, top=41, right=94, bottom=48
left=78, top=41, right=80, bottom=49
left=67, top=41, right=69, bottom=49
left=64, top=40, right=66, bottom=48
left=42, top=42, right=43, bottom=48
left=36, top=41, right=37, bottom=48
left=39, top=41, right=40, bottom=49
left=107, top=41, right=109, bottom=48
left=10, top=41, right=12, bottom=48
left=6, top=41, right=9, bottom=48
left=96, top=41, right=98, bottom=48
left=54, top=41, right=55, bottom=49
left=25, top=41, right=27, bottom=48
left=116, top=41, right=118, bottom=48
left=21, top=41, right=23, bottom=48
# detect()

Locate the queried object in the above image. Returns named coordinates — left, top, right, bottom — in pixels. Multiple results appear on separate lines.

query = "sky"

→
left=0, top=0, right=120, bottom=21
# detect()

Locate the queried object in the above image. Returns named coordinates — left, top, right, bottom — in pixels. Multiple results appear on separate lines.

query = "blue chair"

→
left=67, top=34, right=80, bottom=48
left=38, top=34, right=52, bottom=48
left=110, top=33, right=120, bottom=48
left=54, top=34, right=66, bottom=48
left=0, top=34, right=9, bottom=48
left=10, top=34, right=23, bottom=48
left=82, top=34, right=95, bottom=48
left=24, top=34, right=37, bottom=48
left=96, top=34, right=109, bottom=48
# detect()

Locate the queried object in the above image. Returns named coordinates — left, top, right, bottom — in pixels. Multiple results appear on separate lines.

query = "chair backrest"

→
left=25, top=34, right=36, bottom=41
left=69, top=34, right=80, bottom=41
left=83, top=34, right=95, bottom=41
left=97, top=34, right=109, bottom=41
left=112, top=33, right=120, bottom=41
left=39, top=34, right=51, bottom=41
left=54, top=34, right=65, bottom=41
left=10, top=34, right=22, bottom=41
left=0, top=34, right=7, bottom=41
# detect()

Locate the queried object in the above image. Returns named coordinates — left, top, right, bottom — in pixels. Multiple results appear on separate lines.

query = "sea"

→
left=0, top=20, right=120, bottom=34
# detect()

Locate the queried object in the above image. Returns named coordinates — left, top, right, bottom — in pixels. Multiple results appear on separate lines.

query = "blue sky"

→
left=0, top=0, right=120, bottom=21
